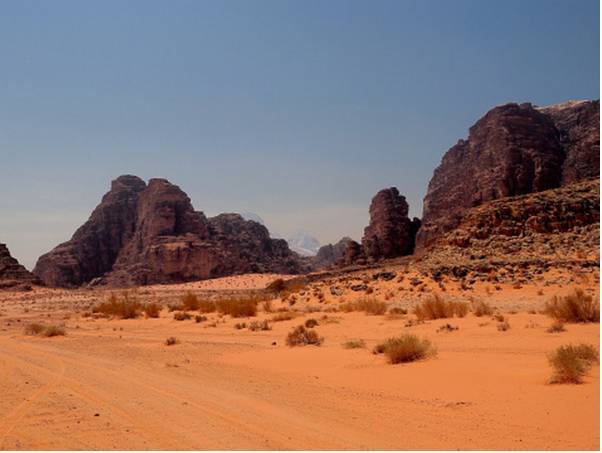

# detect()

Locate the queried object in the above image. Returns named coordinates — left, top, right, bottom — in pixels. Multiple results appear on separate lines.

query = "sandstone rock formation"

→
left=418, top=100, right=600, bottom=248
left=0, top=243, right=37, bottom=288
left=314, top=237, right=353, bottom=268
left=538, top=100, right=600, bottom=185
left=361, top=188, right=419, bottom=261
left=417, top=179, right=600, bottom=279
left=34, top=176, right=306, bottom=287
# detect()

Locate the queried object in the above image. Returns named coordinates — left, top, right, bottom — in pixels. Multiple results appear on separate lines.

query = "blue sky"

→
left=0, top=0, right=599, bottom=269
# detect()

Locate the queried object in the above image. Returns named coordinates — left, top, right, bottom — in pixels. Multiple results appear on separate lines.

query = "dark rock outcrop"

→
left=538, top=100, right=600, bottom=185
left=34, top=176, right=305, bottom=287
left=314, top=237, right=353, bottom=268
left=34, top=175, right=146, bottom=287
left=361, top=188, right=418, bottom=260
left=418, top=100, right=600, bottom=248
left=0, top=243, right=37, bottom=288
left=417, top=179, right=600, bottom=278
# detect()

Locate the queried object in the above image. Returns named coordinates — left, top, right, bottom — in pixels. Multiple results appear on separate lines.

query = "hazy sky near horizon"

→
left=0, top=0, right=599, bottom=269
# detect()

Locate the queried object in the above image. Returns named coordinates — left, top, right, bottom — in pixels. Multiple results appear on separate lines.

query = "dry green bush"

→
left=497, top=321, right=510, bottom=331
left=24, top=322, right=65, bottom=337
left=304, top=318, right=319, bottom=328
left=471, top=300, right=494, bottom=317
left=165, top=336, right=179, bottom=346
left=271, top=311, right=297, bottom=322
left=93, top=292, right=141, bottom=319
left=340, top=297, right=387, bottom=315
left=342, top=339, right=366, bottom=349
left=180, top=292, right=200, bottom=311
left=545, top=289, right=600, bottom=323
left=248, top=320, right=271, bottom=331
left=414, top=295, right=468, bottom=320
left=216, top=297, right=258, bottom=317
left=173, top=311, right=192, bottom=321
left=548, top=344, right=599, bottom=384
left=285, top=325, right=323, bottom=347
left=373, top=334, right=436, bottom=364
left=547, top=321, right=566, bottom=333
left=143, top=303, right=161, bottom=318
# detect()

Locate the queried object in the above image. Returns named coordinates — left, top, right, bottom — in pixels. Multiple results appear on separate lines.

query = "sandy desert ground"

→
left=0, top=266, right=599, bottom=450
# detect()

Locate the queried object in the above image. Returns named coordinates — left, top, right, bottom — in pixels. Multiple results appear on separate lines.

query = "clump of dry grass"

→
left=413, top=295, right=468, bottom=320
left=548, top=344, right=599, bottom=384
left=545, top=289, right=600, bottom=323
left=304, top=318, right=319, bottom=328
left=471, top=300, right=494, bottom=317
left=340, top=297, right=387, bottom=315
left=285, top=325, right=323, bottom=347
left=180, top=292, right=200, bottom=310
left=173, top=311, right=192, bottom=321
left=497, top=321, right=510, bottom=331
left=373, top=334, right=436, bottom=364
left=24, top=322, right=65, bottom=337
left=342, top=339, right=366, bottom=349
left=93, top=292, right=141, bottom=319
left=143, top=302, right=161, bottom=318
left=437, top=323, right=458, bottom=333
left=270, top=311, right=298, bottom=322
left=165, top=336, right=179, bottom=346
left=195, top=315, right=207, bottom=323
left=216, top=297, right=258, bottom=317
left=248, top=320, right=271, bottom=331
left=547, top=321, right=566, bottom=333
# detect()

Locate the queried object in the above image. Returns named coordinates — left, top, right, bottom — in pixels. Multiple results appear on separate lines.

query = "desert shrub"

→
left=547, top=321, right=566, bottom=333
left=143, top=302, right=161, bottom=318
left=545, top=289, right=600, bottom=323
left=94, top=292, right=141, bottom=319
left=197, top=299, right=217, bottom=313
left=24, top=322, right=45, bottom=335
left=493, top=314, right=505, bottom=322
left=285, top=325, right=323, bottom=347
left=497, top=321, right=511, bottom=331
left=262, top=300, right=274, bottom=313
left=437, top=323, right=458, bottom=332
left=271, top=311, right=297, bottom=322
left=195, top=315, right=207, bottom=323
left=414, top=295, right=468, bottom=320
left=342, top=339, right=366, bottom=349
left=374, top=334, right=436, bottom=364
left=471, top=300, right=494, bottom=317
left=24, top=323, right=65, bottom=337
left=173, top=311, right=192, bottom=321
left=340, top=298, right=387, bottom=315
left=165, top=336, right=179, bottom=346
left=234, top=322, right=247, bottom=330
left=266, top=278, right=286, bottom=293
left=548, top=344, right=599, bottom=384
left=304, top=318, right=319, bottom=328
left=388, top=307, right=407, bottom=315
left=180, top=292, right=200, bottom=311
left=248, top=320, right=271, bottom=331
left=216, top=297, right=258, bottom=317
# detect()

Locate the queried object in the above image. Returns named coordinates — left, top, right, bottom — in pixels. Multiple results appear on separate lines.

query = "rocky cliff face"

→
left=361, top=188, right=419, bottom=261
left=314, top=237, right=353, bottom=268
left=417, top=100, right=599, bottom=248
left=0, top=243, right=37, bottom=288
left=34, top=176, right=305, bottom=287
left=417, top=179, right=600, bottom=278
left=538, top=100, right=600, bottom=185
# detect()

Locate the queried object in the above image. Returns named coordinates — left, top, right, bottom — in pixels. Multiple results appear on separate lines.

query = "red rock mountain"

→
left=361, top=188, right=420, bottom=260
left=314, top=237, right=354, bottom=269
left=0, top=243, right=37, bottom=288
left=417, top=100, right=599, bottom=248
left=34, top=176, right=306, bottom=287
